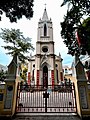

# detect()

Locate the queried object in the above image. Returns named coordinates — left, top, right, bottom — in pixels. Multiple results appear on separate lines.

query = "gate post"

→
left=4, top=76, right=17, bottom=116
left=74, top=55, right=90, bottom=118
left=0, top=55, right=20, bottom=117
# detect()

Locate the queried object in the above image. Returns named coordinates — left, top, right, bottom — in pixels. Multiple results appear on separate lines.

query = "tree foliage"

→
left=20, top=67, right=27, bottom=82
left=0, top=0, right=34, bottom=22
left=0, top=28, right=34, bottom=62
left=60, top=0, right=90, bottom=56
left=77, top=17, right=90, bottom=54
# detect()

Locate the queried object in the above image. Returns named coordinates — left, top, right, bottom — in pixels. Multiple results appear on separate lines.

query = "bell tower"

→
left=36, top=8, right=54, bottom=55
left=37, top=8, right=53, bottom=41
left=35, top=8, right=55, bottom=86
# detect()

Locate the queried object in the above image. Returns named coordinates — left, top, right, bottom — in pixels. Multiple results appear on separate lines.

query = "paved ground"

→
left=0, top=113, right=90, bottom=120
left=13, top=115, right=81, bottom=120
left=0, top=113, right=81, bottom=120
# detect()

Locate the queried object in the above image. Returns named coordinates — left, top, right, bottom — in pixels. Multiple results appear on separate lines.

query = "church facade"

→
left=27, top=8, right=64, bottom=87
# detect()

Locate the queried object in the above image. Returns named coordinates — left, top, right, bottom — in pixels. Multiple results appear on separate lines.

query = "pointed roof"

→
left=42, top=8, right=49, bottom=21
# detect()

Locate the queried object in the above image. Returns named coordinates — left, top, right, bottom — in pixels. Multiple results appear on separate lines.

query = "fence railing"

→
left=16, top=84, right=76, bottom=113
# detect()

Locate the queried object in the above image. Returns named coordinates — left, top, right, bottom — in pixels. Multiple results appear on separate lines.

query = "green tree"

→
left=61, top=0, right=90, bottom=56
left=0, top=28, right=34, bottom=62
left=20, top=67, right=28, bottom=82
left=0, top=0, right=34, bottom=22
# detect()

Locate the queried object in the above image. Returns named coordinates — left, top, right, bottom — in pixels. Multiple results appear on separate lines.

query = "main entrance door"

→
left=43, top=65, right=48, bottom=88
left=16, top=83, right=76, bottom=113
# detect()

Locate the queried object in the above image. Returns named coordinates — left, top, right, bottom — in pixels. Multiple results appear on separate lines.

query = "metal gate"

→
left=16, top=83, right=76, bottom=113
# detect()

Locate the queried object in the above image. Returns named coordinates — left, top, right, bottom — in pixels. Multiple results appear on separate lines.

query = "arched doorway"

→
left=43, top=65, right=48, bottom=88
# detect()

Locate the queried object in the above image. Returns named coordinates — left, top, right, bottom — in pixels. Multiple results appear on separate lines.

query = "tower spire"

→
left=42, top=4, right=48, bottom=21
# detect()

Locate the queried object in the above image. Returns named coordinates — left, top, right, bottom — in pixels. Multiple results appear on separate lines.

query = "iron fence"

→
left=16, top=83, right=76, bottom=113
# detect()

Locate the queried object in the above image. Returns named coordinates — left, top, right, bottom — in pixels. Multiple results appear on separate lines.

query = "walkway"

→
left=0, top=113, right=89, bottom=120
left=12, top=113, right=82, bottom=120
left=13, top=116, right=81, bottom=120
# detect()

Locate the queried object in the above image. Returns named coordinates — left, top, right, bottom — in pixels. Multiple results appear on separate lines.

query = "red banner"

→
left=37, top=70, right=39, bottom=86
left=51, top=70, right=54, bottom=86
left=76, top=31, right=81, bottom=46
left=76, top=31, right=85, bottom=46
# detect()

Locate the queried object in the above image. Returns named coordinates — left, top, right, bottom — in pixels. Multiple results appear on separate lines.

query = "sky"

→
left=0, top=0, right=74, bottom=67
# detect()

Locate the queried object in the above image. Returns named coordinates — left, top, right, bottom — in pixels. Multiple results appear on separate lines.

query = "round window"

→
left=42, top=46, right=48, bottom=52
left=7, top=86, right=13, bottom=91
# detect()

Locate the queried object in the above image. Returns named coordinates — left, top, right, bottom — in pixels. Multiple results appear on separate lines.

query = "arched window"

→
left=44, top=24, right=47, bottom=36
left=32, top=69, right=34, bottom=81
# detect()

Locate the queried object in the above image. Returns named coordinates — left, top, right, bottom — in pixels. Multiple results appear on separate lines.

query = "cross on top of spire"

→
left=44, top=3, right=47, bottom=9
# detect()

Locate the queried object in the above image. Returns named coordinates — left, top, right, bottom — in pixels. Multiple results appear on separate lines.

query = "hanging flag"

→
left=76, top=30, right=82, bottom=46
left=76, top=30, right=86, bottom=46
